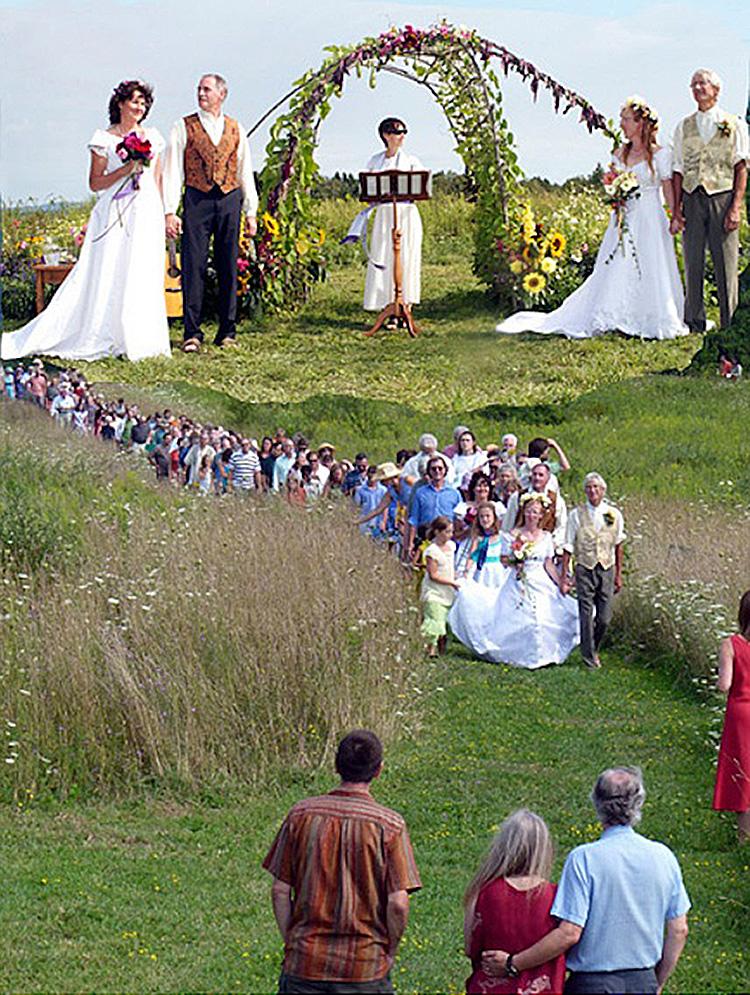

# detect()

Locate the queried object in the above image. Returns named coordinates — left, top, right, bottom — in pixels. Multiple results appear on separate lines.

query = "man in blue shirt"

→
left=343, top=452, right=369, bottom=497
left=482, top=767, right=690, bottom=994
left=404, top=456, right=460, bottom=561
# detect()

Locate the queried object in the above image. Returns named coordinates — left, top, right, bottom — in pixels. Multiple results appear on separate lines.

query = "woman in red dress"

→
left=464, top=810, right=566, bottom=995
left=713, top=589, right=750, bottom=843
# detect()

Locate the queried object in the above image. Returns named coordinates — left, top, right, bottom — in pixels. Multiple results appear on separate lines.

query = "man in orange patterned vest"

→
left=164, top=74, right=258, bottom=352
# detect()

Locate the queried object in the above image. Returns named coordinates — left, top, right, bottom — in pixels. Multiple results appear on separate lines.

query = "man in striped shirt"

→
left=263, top=730, right=421, bottom=993
left=229, top=438, right=262, bottom=493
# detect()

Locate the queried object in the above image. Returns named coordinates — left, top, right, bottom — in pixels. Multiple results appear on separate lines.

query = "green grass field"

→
left=2, top=648, right=746, bottom=994
left=2, top=254, right=749, bottom=993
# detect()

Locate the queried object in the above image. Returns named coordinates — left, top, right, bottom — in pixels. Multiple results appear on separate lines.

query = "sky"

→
left=0, top=0, right=748, bottom=203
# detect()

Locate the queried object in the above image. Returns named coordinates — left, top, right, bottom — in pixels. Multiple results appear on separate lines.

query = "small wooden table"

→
left=31, top=263, right=75, bottom=314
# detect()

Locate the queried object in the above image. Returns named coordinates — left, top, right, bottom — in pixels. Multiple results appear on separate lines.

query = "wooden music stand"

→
left=358, top=169, right=431, bottom=338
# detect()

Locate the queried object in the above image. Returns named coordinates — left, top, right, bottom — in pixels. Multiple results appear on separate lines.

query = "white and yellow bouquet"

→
left=602, top=162, right=641, bottom=275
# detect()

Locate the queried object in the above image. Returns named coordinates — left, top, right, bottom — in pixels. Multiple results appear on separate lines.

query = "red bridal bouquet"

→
left=115, top=132, right=153, bottom=190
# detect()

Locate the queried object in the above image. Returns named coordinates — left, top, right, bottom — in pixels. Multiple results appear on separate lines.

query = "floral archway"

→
left=239, top=22, right=617, bottom=313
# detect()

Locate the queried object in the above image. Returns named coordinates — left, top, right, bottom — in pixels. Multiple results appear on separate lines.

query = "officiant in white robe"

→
left=363, top=118, right=424, bottom=311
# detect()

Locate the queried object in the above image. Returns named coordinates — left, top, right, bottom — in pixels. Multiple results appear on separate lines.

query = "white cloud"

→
left=0, top=0, right=747, bottom=201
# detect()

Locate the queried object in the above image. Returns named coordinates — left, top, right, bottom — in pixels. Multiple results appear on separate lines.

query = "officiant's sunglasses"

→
left=386, top=127, right=408, bottom=135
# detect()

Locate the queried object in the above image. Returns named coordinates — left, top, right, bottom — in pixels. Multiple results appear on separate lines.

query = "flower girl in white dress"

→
left=496, top=96, right=689, bottom=341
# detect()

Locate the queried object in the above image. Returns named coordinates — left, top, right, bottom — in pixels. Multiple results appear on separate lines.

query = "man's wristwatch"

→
left=505, top=954, right=520, bottom=978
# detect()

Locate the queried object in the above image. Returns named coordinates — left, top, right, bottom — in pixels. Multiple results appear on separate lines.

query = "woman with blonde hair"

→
left=464, top=809, right=565, bottom=994
left=497, top=95, right=688, bottom=341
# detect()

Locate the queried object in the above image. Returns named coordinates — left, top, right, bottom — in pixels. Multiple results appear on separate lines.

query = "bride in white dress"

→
left=449, top=493, right=580, bottom=669
left=2, top=80, right=171, bottom=363
left=496, top=96, right=689, bottom=341
left=363, top=117, right=424, bottom=311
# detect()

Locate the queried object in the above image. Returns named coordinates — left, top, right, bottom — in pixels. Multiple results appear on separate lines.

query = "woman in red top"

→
left=713, top=589, right=750, bottom=843
left=464, top=809, right=566, bottom=995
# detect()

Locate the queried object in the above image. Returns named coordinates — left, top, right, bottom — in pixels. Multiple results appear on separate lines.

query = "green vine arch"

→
left=239, top=22, right=617, bottom=313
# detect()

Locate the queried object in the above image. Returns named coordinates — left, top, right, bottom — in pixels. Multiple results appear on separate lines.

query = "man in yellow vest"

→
left=560, top=473, right=625, bottom=670
left=164, top=74, right=258, bottom=352
left=671, top=68, right=749, bottom=330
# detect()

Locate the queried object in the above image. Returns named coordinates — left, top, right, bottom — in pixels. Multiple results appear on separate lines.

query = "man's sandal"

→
left=182, top=338, right=201, bottom=354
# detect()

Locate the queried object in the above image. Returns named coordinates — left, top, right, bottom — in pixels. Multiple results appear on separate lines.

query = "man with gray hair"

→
left=671, top=68, right=749, bottom=330
left=482, top=767, right=690, bottom=993
left=560, top=472, right=624, bottom=669
left=400, top=433, right=452, bottom=484
left=164, top=74, right=259, bottom=352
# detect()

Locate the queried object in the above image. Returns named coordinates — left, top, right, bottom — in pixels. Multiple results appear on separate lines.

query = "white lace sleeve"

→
left=539, top=532, right=555, bottom=558
left=87, top=129, right=109, bottom=158
left=655, top=146, right=673, bottom=182
left=147, top=128, right=166, bottom=158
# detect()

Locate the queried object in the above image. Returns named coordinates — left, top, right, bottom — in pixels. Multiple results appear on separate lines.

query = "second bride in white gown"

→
left=2, top=79, right=171, bottom=363
left=496, top=96, right=689, bottom=341
left=449, top=493, right=580, bottom=669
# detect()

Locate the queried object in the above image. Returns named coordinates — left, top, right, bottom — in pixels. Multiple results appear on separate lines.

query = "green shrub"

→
left=0, top=277, right=36, bottom=322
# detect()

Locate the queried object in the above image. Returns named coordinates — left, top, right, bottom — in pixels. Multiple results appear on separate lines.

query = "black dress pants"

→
left=182, top=184, right=242, bottom=343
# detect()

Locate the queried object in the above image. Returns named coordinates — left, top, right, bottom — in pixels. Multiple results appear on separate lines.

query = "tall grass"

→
left=614, top=495, right=749, bottom=680
left=311, top=193, right=475, bottom=267
left=0, top=404, right=422, bottom=799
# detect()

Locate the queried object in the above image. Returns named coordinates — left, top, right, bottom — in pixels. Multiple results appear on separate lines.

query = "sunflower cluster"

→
left=234, top=212, right=328, bottom=312
left=499, top=203, right=566, bottom=302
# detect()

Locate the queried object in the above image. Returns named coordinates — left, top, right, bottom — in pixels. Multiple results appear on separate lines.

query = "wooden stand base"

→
left=365, top=301, right=419, bottom=338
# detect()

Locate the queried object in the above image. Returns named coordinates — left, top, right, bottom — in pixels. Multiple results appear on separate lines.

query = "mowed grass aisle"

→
left=1, top=648, right=745, bottom=993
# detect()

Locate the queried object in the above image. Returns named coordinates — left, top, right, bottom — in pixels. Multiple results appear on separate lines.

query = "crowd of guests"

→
left=3, top=361, right=569, bottom=524
left=4, top=360, right=623, bottom=672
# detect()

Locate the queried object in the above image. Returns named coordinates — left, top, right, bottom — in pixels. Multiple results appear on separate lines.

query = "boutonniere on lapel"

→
left=603, top=511, right=615, bottom=527
left=717, top=117, right=735, bottom=138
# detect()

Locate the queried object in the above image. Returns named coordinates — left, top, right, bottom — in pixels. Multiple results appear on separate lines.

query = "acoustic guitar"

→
left=164, top=238, right=182, bottom=318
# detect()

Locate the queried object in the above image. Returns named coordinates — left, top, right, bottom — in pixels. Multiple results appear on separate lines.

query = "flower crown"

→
left=520, top=490, right=551, bottom=509
left=623, top=95, right=659, bottom=128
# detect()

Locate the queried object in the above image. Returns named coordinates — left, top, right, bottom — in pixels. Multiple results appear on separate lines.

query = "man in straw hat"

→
left=356, top=462, right=402, bottom=542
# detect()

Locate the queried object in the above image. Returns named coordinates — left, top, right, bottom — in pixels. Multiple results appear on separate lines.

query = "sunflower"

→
left=521, top=204, right=536, bottom=245
left=548, top=232, right=566, bottom=258
left=314, top=228, right=326, bottom=247
left=540, top=257, right=557, bottom=274
left=263, top=212, right=280, bottom=238
left=523, top=272, right=546, bottom=295
left=295, top=235, right=310, bottom=256
left=510, top=259, right=524, bottom=275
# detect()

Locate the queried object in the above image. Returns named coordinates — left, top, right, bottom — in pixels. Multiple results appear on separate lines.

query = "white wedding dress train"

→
left=449, top=532, right=580, bottom=669
left=496, top=147, right=689, bottom=341
left=2, top=127, right=171, bottom=363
